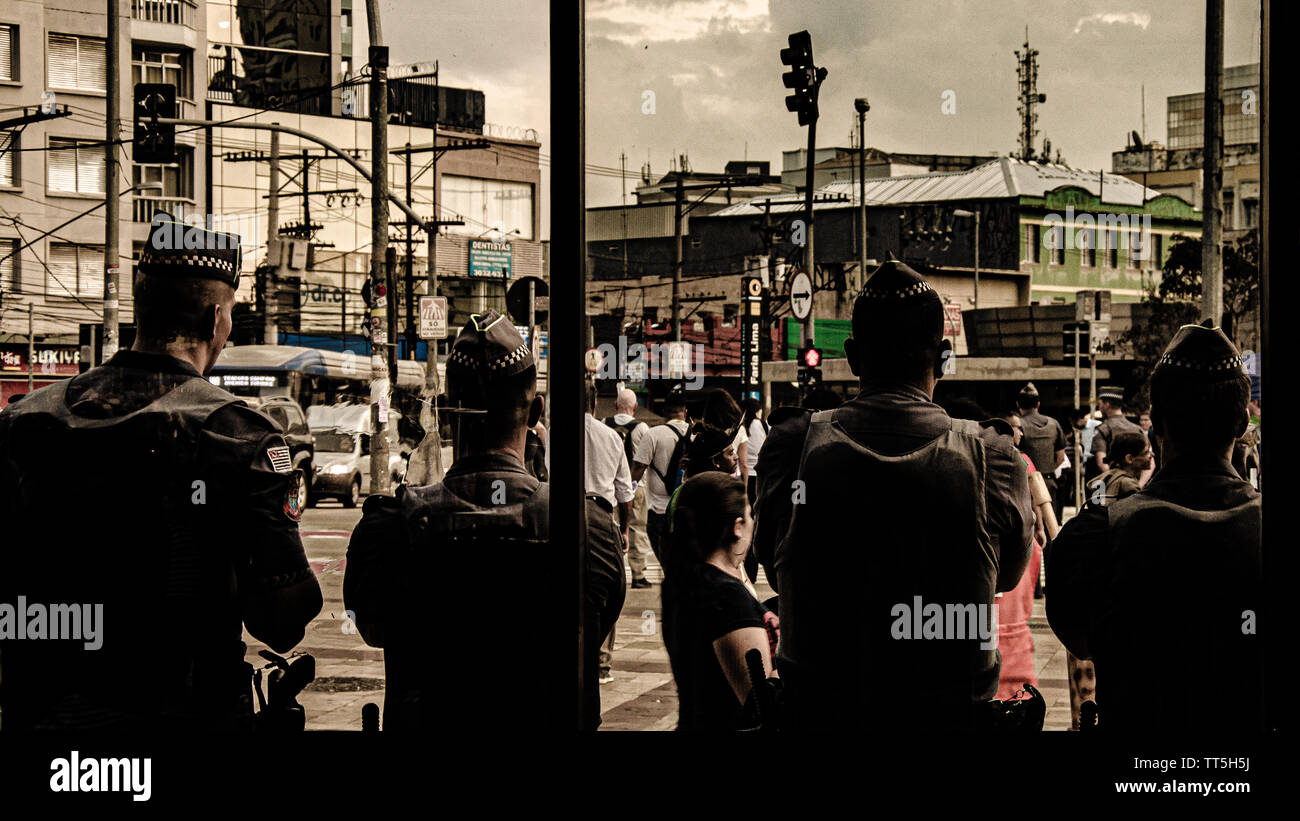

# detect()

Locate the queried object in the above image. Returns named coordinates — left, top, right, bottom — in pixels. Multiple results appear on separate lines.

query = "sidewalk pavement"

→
left=600, top=563, right=1073, bottom=731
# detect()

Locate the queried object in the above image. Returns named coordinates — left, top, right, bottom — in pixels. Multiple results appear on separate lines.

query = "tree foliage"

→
left=1116, top=229, right=1259, bottom=410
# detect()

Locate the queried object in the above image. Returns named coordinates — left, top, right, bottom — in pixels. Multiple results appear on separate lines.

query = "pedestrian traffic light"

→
left=780, top=31, right=826, bottom=126
left=133, top=83, right=176, bottom=164
left=797, top=341, right=822, bottom=388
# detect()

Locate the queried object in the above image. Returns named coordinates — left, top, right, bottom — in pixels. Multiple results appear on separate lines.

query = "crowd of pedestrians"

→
left=574, top=260, right=1263, bottom=733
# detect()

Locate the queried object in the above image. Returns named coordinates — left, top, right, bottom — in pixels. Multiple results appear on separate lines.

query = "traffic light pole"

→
left=103, top=0, right=120, bottom=363
left=802, top=115, right=816, bottom=348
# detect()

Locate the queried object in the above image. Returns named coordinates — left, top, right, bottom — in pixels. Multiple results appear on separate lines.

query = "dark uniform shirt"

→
left=0, top=350, right=316, bottom=729
left=344, top=451, right=550, bottom=732
left=752, top=380, right=1035, bottom=728
left=1018, top=409, right=1066, bottom=484
left=1089, top=413, right=1142, bottom=475
left=754, top=381, right=1035, bottom=589
left=1046, top=453, right=1263, bottom=732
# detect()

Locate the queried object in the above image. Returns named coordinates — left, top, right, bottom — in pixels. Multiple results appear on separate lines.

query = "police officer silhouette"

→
left=0, top=214, right=322, bottom=730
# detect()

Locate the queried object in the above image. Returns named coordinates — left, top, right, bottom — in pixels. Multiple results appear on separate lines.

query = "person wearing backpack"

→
left=631, top=393, right=690, bottom=570
left=605, top=389, right=652, bottom=588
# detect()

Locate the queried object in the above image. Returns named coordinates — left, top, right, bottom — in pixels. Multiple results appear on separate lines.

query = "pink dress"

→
left=996, top=452, right=1042, bottom=701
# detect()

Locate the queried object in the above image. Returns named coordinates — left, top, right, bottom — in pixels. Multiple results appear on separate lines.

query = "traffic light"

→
left=780, top=31, right=827, bottom=126
left=797, top=341, right=822, bottom=388
left=133, top=83, right=176, bottom=164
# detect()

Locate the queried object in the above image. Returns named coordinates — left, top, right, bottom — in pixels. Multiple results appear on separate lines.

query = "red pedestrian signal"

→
left=802, top=347, right=821, bottom=368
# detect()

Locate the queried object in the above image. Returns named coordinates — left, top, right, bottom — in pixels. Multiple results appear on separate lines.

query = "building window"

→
left=0, top=238, right=19, bottom=293
left=47, top=33, right=107, bottom=93
left=1242, top=198, right=1258, bottom=229
left=47, top=138, right=105, bottom=194
left=1128, top=229, right=1142, bottom=269
left=47, top=242, right=103, bottom=299
left=1080, top=226, right=1096, bottom=268
left=1152, top=233, right=1163, bottom=270
left=132, top=47, right=191, bottom=98
left=132, top=147, right=193, bottom=222
left=1025, top=223, right=1039, bottom=263
left=442, top=175, right=535, bottom=240
left=1221, top=188, right=1235, bottom=230
left=1049, top=225, right=1064, bottom=265
left=1100, top=228, right=1118, bottom=268
left=0, top=24, right=17, bottom=81
left=0, top=130, right=18, bottom=187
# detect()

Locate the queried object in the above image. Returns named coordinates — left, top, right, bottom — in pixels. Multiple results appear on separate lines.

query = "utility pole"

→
left=367, top=0, right=392, bottom=496
left=1073, top=323, right=1082, bottom=512
left=301, top=149, right=313, bottom=270
left=1202, top=0, right=1224, bottom=327
left=672, top=176, right=683, bottom=342
left=856, top=98, right=869, bottom=292
left=103, top=0, right=120, bottom=361
left=27, top=302, right=34, bottom=392
left=404, top=141, right=415, bottom=359
left=620, top=151, right=628, bottom=279
left=265, top=128, right=280, bottom=345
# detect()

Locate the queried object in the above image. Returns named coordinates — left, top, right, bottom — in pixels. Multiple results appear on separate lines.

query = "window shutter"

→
left=76, top=142, right=106, bottom=194
left=78, top=245, right=104, bottom=299
left=0, top=131, right=15, bottom=187
left=47, top=243, right=79, bottom=297
left=0, top=25, right=13, bottom=81
left=48, top=34, right=79, bottom=89
left=47, top=139, right=78, bottom=192
left=0, top=239, right=17, bottom=292
left=78, top=36, right=107, bottom=92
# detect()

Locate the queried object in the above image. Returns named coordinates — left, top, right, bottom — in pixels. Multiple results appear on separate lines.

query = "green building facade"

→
left=1018, top=188, right=1201, bottom=305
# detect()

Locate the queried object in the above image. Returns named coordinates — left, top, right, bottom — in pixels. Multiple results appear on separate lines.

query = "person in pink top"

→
left=995, top=413, right=1044, bottom=701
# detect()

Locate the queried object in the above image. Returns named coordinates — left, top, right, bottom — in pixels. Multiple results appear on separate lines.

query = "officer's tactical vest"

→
left=1094, top=478, right=1263, bottom=732
left=377, top=473, right=550, bottom=731
left=775, top=409, right=999, bottom=729
left=1, top=375, right=246, bottom=729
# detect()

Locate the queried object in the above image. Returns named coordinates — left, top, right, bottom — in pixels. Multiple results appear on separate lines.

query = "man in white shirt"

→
left=585, top=383, right=634, bottom=684
left=631, top=393, right=690, bottom=563
left=605, top=389, right=653, bottom=588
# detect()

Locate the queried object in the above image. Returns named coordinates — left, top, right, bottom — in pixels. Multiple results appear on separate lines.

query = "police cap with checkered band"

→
left=138, top=212, right=242, bottom=288
left=445, top=310, right=535, bottom=406
left=1152, top=318, right=1248, bottom=384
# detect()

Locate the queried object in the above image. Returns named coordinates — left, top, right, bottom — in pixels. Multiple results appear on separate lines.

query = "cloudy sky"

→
left=378, top=1, right=1262, bottom=235
left=585, top=0, right=1262, bottom=207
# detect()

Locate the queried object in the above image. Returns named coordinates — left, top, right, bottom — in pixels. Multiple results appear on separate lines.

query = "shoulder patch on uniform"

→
left=267, top=445, right=292, bottom=473
left=283, top=470, right=304, bottom=521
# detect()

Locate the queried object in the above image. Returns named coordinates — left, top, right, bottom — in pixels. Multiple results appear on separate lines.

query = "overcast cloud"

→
left=375, top=1, right=1262, bottom=234
left=586, top=0, right=1262, bottom=207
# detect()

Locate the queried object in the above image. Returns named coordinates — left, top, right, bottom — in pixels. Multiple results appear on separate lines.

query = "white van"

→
left=307, top=404, right=408, bottom=507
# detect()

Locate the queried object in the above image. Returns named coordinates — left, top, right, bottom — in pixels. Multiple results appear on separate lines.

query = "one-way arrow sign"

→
left=789, top=270, right=813, bottom=320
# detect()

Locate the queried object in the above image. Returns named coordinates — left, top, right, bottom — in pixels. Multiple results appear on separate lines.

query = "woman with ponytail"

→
left=661, top=471, right=778, bottom=730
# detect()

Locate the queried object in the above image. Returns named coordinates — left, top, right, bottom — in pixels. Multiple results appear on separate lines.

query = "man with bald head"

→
left=605, top=388, right=653, bottom=588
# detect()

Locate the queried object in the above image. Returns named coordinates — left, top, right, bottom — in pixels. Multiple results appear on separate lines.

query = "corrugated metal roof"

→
left=709, top=156, right=1173, bottom=217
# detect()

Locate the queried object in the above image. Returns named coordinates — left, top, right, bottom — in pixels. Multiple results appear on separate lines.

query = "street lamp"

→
left=854, top=98, right=870, bottom=290
left=953, top=208, right=980, bottom=310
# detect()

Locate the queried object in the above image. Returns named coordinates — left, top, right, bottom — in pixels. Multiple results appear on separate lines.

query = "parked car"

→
left=307, top=404, right=408, bottom=507
left=245, top=395, right=315, bottom=510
